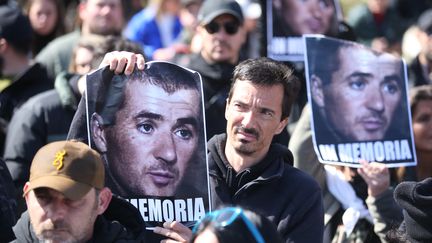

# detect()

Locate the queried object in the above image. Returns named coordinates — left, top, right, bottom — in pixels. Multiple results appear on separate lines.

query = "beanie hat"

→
left=394, top=177, right=432, bottom=243
left=24, top=140, right=105, bottom=200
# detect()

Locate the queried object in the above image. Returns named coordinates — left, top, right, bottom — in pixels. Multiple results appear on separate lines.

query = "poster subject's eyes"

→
left=348, top=77, right=367, bottom=91
left=137, top=122, right=154, bottom=134
left=382, top=80, right=400, bottom=95
left=175, top=128, right=194, bottom=140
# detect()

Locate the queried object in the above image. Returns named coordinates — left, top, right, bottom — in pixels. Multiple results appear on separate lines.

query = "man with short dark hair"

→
left=154, top=57, right=324, bottom=242
left=12, top=140, right=145, bottom=242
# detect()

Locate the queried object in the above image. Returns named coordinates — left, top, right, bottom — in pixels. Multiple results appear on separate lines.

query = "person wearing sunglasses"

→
left=172, top=0, right=248, bottom=141
left=190, top=207, right=282, bottom=243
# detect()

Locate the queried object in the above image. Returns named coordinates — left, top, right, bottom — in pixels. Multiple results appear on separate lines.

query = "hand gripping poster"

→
left=83, top=61, right=210, bottom=240
left=266, top=0, right=342, bottom=62
left=304, top=35, right=417, bottom=168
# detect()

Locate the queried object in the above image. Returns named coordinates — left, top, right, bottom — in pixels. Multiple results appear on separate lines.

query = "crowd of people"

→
left=0, top=0, right=432, bottom=242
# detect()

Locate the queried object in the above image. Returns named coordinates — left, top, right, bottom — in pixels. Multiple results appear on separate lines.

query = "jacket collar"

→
left=208, top=134, right=293, bottom=191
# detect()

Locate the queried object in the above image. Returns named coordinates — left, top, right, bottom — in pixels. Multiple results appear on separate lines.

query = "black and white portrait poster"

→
left=84, top=61, right=211, bottom=231
left=266, top=0, right=342, bottom=62
left=304, top=35, right=416, bottom=168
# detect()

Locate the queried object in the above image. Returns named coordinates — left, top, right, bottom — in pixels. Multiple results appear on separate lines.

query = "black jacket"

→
left=11, top=196, right=147, bottom=242
left=0, top=158, right=17, bottom=242
left=207, top=134, right=324, bottom=242
left=0, top=63, right=53, bottom=153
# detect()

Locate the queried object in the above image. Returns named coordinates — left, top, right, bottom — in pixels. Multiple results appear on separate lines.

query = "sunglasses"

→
left=204, top=21, right=240, bottom=35
left=192, top=207, right=265, bottom=243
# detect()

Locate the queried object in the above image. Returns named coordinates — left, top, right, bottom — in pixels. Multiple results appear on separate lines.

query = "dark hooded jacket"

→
left=207, top=134, right=324, bottom=242
left=0, top=63, right=53, bottom=154
left=0, top=158, right=17, bottom=242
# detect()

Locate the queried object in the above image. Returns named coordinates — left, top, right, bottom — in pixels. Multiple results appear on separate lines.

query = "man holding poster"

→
left=152, top=57, right=324, bottom=243
left=305, top=36, right=415, bottom=167
left=65, top=61, right=210, bottom=242
left=64, top=53, right=210, bottom=240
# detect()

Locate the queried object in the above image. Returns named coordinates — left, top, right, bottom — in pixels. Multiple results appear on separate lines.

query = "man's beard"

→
left=33, top=197, right=99, bottom=243
left=233, top=125, right=260, bottom=155
left=39, top=236, right=75, bottom=243
left=89, top=25, right=121, bottom=36
left=35, top=221, right=75, bottom=243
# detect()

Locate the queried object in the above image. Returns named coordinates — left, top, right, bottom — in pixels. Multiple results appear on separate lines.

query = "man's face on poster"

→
left=280, top=0, right=335, bottom=35
left=98, top=81, right=201, bottom=197
left=316, top=46, right=403, bottom=141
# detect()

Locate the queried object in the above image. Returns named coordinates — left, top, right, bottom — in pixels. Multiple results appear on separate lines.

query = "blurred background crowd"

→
left=1, top=0, right=432, bottom=242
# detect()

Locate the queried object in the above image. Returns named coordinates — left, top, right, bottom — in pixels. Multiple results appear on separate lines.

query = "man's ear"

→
left=23, top=182, right=30, bottom=202
left=275, top=117, right=289, bottom=135
left=225, top=98, right=230, bottom=121
left=91, top=113, right=107, bottom=153
left=77, top=1, right=87, bottom=22
left=0, top=38, right=7, bottom=53
left=311, top=74, right=325, bottom=107
left=96, top=187, right=112, bottom=215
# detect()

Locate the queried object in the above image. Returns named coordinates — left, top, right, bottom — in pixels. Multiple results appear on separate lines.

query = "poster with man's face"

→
left=85, top=62, right=210, bottom=231
left=304, top=35, right=417, bottom=168
left=266, top=0, right=341, bottom=62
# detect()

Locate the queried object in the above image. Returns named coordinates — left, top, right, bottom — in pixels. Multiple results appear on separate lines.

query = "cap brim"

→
left=200, top=10, right=242, bottom=25
left=24, top=175, right=92, bottom=201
